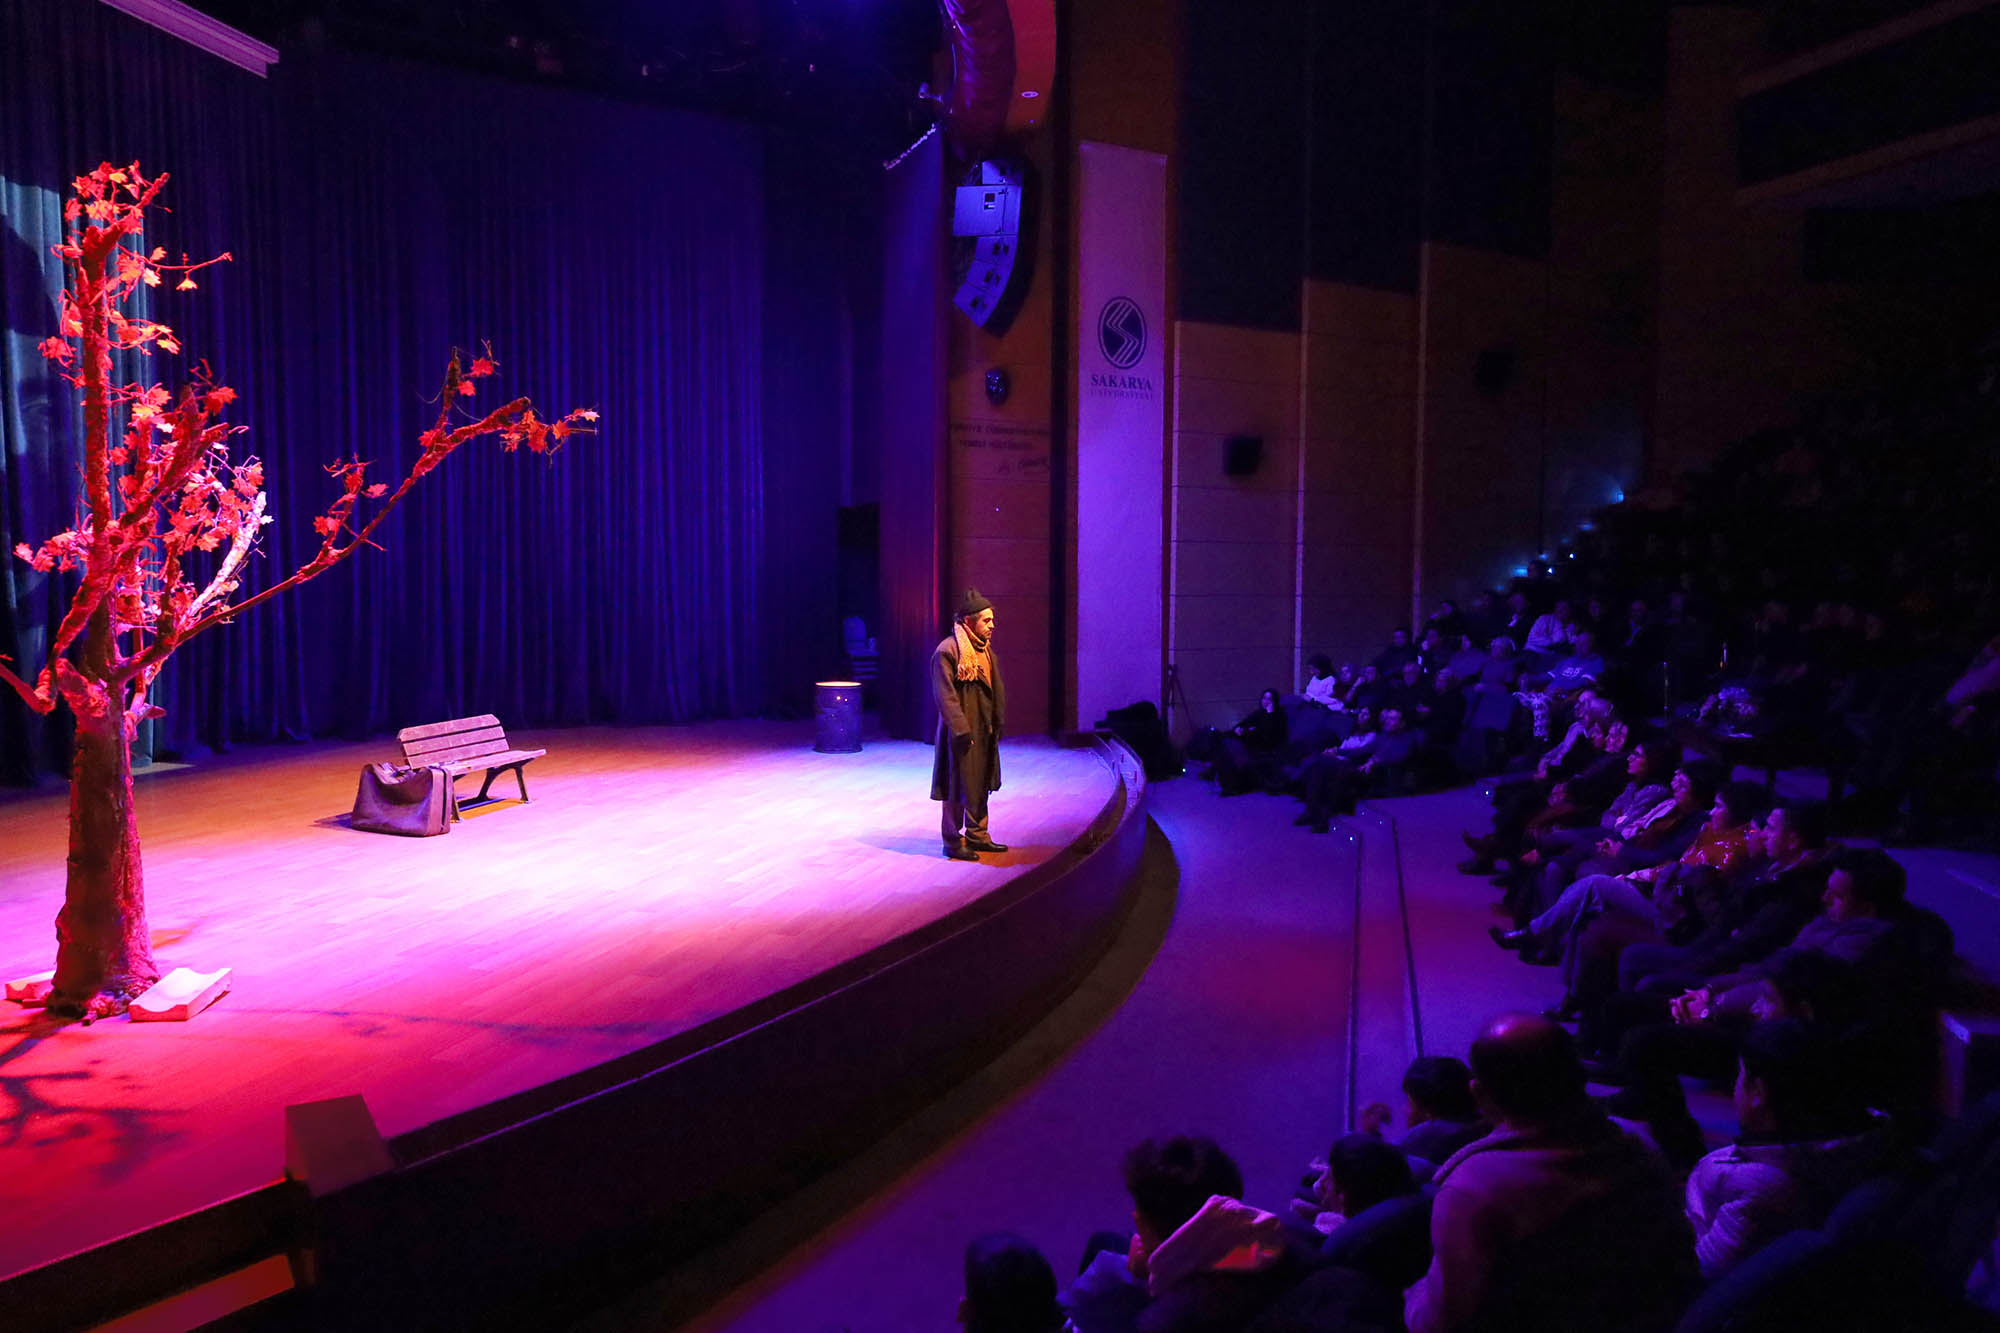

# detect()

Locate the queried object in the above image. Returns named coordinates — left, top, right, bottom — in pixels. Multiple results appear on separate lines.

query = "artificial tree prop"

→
left=2, top=163, right=595, bottom=1020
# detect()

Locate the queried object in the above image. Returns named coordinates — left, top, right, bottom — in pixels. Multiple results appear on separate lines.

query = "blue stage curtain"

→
left=1, top=2, right=836, bottom=780
left=874, top=134, right=946, bottom=742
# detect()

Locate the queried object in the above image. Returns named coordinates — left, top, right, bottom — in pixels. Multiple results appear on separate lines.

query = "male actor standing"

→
left=933, top=589, right=1007, bottom=860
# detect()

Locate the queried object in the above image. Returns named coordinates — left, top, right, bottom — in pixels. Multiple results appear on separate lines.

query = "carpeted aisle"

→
left=612, top=779, right=1360, bottom=1333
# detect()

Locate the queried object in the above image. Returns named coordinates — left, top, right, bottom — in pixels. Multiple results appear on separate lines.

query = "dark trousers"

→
left=941, top=735, right=994, bottom=845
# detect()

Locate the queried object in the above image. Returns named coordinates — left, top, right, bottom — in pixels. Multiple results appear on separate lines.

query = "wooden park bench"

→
left=396, top=715, right=545, bottom=817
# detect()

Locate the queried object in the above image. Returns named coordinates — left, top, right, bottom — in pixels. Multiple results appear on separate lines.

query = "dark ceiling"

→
left=184, top=0, right=943, bottom=160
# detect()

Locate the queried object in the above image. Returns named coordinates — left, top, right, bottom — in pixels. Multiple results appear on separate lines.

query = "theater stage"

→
left=0, top=722, right=1121, bottom=1288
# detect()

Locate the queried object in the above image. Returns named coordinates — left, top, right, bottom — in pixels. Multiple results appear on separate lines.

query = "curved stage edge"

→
left=0, top=734, right=1150, bottom=1331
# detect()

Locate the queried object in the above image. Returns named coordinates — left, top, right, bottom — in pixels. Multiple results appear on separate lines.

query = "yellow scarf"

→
left=954, top=621, right=992, bottom=687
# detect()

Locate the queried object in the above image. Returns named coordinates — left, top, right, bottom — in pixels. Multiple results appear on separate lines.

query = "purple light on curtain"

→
left=874, top=134, right=947, bottom=742
left=2, top=0, right=851, bottom=778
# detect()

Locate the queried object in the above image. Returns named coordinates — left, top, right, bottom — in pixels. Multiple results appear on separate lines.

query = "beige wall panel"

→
left=1171, top=485, right=1296, bottom=544
left=1174, top=430, right=1299, bottom=492
left=1173, top=373, right=1301, bottom=441
left=1303, top=281, right=1419, bottom=343
left=954, top=476, right=1054, bottom=542
left=955, top=536, right=1052, bottom=601
left=1170, top=644, right=1297, bottom=703
left=1300, top=539, right=1411, bottom=598
left=1171, top=592, right=1294, bottom=651
left=1172, top=540, right=1295, bottom=596
left=1302, top=335, right=1419, bottom=399
left=1174, top=321, right=1301, bottom=386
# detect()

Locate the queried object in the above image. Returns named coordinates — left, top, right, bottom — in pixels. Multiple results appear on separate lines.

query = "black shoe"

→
left=965, top=839, right=1008, bottom=853
left=1457, top=856, right=1494, bottom=875
left=1461, top=831, right=1497, bottom=854
left=943, top=844, right=979, bottom=861
left=1294, top=811, right=1317, bottom=827
left=1309, top=820, right=1330, bottom=834
left=1488, top=925, right=1530, bottom=952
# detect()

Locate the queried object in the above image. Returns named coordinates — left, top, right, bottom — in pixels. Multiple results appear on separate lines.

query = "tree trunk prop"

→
left=51, top=695, right=156, bottom=1018
left=2, top=163, right=594, bottom=1019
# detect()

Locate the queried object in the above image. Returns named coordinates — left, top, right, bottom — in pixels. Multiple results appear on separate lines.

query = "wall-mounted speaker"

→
left=950, top=159, right=1034, bottom=333
left=1223, top=434, right=1265, bottom=477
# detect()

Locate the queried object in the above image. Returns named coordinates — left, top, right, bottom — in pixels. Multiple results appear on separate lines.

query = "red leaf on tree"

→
left=176, top=277, right=198, bottom=291
left=469, top=357, right=497, bottom=377
left=364, top=483, right=388, bottom=498
left=204, top=386, right=237, bottom=411
left=456, top=379, right=477, bottom=396
left=313, top=515, right=339, bottom=535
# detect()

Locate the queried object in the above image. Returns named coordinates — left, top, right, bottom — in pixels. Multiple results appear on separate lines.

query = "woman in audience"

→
left=1495, top=739, right=1677, bottom=921
left=1534, top=758, right=1723, bottom=909
left=1489, top=778, right=1765, bottom=1013
left=1211, top=688, right=1288, bottom=796
left=1300, top=654, right=1341, bottom=708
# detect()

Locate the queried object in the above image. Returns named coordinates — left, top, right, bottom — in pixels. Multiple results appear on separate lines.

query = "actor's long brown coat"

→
left=930, top=633, right=1005, bottom=800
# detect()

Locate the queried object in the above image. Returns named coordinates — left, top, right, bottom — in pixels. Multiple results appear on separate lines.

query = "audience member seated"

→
left=1527, top=759, right=1722, bottom=916
left=1458, top=637, right=1526, bottom=774
left=1207, top=688, right=1289, bottom=796
left=1292, top=707, right=1377, bottom=831
left=1609, top=801, right=1833, bottom=1007
left=1525, top=598, right=1577, bottom=657
left=1445, top=632, right=1488, bottom=686
left=1460, top=716, right=1632, bottom=876
left=1404, top=1014, right=1697, bottom=1333
left=1489, top=778, right=1764, bottom=1011
left=1374, top=627, right=1418, bottom=676
left=1397, top=1055, right=1490, bottom=1178
left=1381, top=658, right=1433, bottom=721
left=1344, top=663, right=1388, bottom=713
left=1684, top=1019, right=1892, bottom=1280
left=1594, top=850, right=1918, bottom=1165
left=1298, top=706, right=1421, bottom=832
left=1491, top=740, right=1678, bottom=921
left=1300, top=654, right=1341, bottom=709
left=1428, top=597, right=1467, bottom=640
left=1065, top=1136, right=1311, bottom=1333
left=1417, top=625, right=1452, bottom=675
left=1310, top=1134, right=1434, bottom=1293
left=962, top=1233, right=1066, bottom=1333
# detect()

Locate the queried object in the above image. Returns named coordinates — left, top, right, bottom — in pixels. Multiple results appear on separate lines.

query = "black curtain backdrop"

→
left=874, top=135, right=946, bottom=742
left=0, top=1, right=852, bottom=781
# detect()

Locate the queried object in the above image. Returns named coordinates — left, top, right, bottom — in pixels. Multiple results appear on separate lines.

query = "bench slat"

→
left=396, top=714, right=501, bottom=745
left=402, top=729, right=508, bottom=762
left=433, top=748, right=546, bottom=775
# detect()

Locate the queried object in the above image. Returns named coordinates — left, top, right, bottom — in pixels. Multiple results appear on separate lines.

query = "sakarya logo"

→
left=1097, top=296, right=1146, bottom=370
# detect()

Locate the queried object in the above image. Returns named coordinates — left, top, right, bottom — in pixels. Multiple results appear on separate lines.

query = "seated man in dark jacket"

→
left=1597, top=848, right=1918, bottom=1164
left=1301, top=707, right=1423, bottom=832
left=1406, top=1015, right=1697, bottom=1333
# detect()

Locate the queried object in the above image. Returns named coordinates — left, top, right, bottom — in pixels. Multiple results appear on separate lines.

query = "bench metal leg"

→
left=473, top=762, right=531, bottom=806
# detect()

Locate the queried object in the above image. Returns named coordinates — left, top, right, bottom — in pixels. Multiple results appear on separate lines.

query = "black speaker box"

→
left=1223, top=434, right=1264, bottom=477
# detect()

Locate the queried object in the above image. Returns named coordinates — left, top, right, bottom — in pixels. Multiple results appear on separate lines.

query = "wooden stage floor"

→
left=0, top=722, right=1114, bottom=1282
